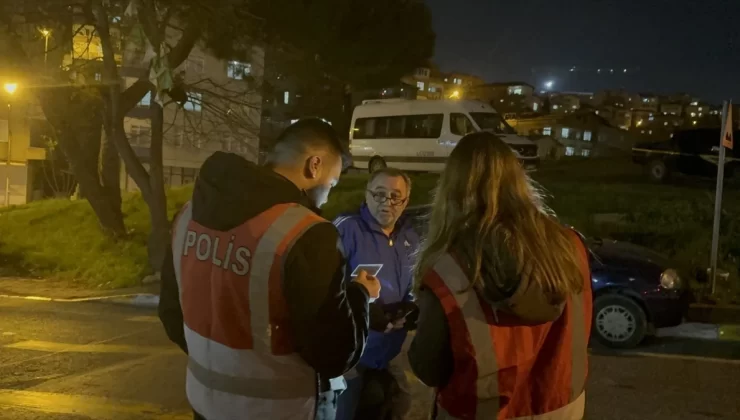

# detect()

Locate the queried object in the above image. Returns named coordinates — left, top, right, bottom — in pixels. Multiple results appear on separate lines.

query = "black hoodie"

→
left=159, top=152, right=370, bottom=393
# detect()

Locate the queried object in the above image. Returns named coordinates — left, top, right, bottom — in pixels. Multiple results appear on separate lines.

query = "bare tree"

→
left=2, top=0, right=261, bottom=271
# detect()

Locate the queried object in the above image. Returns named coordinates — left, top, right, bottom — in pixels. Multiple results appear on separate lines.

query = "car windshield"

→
left=469, top=112, right=517, bottom=135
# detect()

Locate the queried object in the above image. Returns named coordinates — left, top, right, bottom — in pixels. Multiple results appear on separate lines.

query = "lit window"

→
left=184, top=92, right=202, bottom=112
left=512, top=87, right=523, bottom=95
left=444, top=78, right=448, bottom=82
left=543, top=127, right=552, bottom=136
left=583, top=131, right=592, bottom=141
left=649, top=114, right=654, bottom=121
left=227, top=61, right=251, bottom=80
left=693, top=120, right=697, bottom=125
left=595, top=110, right=599, bottom=115
left=533, top=102, right=539, bottom=111
left=581, top=149, right=591, bottom=157
left=561, top=127, right=570, bottom=138
left=94, top=73, right=101, bottom=81
left=664, top=122, right=668, bottom=126
left=416, top=81, right=425, bottom=91
left=649, top=130, right=653, bottom=135
left=642, top=98, right=649, bottom=103
left=290, top=119, right=299, bottom=124
left=698, top=107, right=703, bottom=112
left=690, top=112, right=696, bottom=117
left=572, top=105, right=577, bottom=110
left=690, top=101, right=698, bottom=106
left=429, top=87, right=437, bottom=93
left=553, top=104, right=559, bottom=110
left=284, top=91, right=290, bottom=104
left=565, top=146, right=575, bottom=156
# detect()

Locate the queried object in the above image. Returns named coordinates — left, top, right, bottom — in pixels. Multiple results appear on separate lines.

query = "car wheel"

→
left=647, top=159, right=670, bottom=183
left=593, top=294, right=647, bottom=349
left=368, top=156, right=387, bottom=173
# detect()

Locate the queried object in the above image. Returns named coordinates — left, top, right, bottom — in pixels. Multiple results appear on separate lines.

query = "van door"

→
left=404, top=113, right=445, bottom=171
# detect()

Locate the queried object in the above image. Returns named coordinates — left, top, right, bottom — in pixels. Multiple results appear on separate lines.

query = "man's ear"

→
left=304, top=155, right=322, bottom=179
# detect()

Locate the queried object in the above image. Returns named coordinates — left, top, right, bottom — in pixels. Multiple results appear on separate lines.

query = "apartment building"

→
left=0, top=81, right=48, bottom=206
left=466, top=82, right=541, bottom=117
left=119, top=45, right=263, bottom=192
left=508, top=112, right=634, bottom=159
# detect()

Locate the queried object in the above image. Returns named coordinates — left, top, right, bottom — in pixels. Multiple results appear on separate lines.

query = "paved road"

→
left=0, top=298, right=738, bottom=420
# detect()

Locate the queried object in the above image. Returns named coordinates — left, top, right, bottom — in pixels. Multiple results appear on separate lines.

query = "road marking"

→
left=0, top=327, right=158, bottom=369
left=597, top=351, right=740, bottom=365
left=4, top=340, right=179, bottom=355
left=0, top=389, right=190, bottom=420
left=127, top=315, right=161, bottom=323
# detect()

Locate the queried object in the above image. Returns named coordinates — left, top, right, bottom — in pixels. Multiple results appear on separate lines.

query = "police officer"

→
left=159, top=119, right=381, bottom=420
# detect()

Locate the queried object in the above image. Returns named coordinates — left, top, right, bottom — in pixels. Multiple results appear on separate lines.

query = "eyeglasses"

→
left=367, top=190, right=408, bottom=206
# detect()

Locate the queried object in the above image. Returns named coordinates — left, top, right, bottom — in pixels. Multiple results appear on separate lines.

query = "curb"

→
left=656, top=322, right=740, bottom=342
left=0, top=293, right=160, bottom=308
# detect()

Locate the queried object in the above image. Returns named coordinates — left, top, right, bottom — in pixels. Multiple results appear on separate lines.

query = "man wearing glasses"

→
left=333, top=168, right=419, bottom=420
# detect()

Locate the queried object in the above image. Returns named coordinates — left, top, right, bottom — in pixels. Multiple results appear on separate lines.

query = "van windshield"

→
left=469, top=112, right=517, bottom=135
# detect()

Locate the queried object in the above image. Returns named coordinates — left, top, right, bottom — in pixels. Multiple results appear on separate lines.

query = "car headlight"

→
left=660, top=269, right=680, bottom=289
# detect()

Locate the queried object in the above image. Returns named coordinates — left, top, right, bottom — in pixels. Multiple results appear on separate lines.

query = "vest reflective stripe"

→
left=437, top=392, right=586, bottom=420
left=569, top=234, right=591, bottom=401
left=432, top=253, right=500, bottom=417
left=171, top=202, right=325, bottom=420
left=426, top=237, right=591, bottom=420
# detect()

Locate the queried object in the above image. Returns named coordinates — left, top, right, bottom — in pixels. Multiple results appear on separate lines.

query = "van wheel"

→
left=647, top=159, right=670, bottom=183
left=593, top=294, right=647, bottom=349
left=368, top=156, right=387, bottom=173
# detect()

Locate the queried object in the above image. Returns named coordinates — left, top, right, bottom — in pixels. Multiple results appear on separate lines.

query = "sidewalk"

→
left=0, top=277, right=160, bottom=307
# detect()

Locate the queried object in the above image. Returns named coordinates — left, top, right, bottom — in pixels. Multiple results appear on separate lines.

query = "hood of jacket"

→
left=191, top=152, right=317, bottom=230
left=454, top=232, right=566, bottom=325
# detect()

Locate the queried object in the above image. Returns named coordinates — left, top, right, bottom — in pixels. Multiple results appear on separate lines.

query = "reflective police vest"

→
left=423, top=233, right=592, bottom=420
left=171, top=201, right=327, bottom=420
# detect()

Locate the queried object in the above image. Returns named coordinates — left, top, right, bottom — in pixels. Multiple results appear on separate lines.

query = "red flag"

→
left=722, top=103, right=733, bottom=150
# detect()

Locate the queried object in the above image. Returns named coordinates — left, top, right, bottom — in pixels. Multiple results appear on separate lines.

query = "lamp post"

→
left=39, top=28, right=51, bottom=66
left=3, top=83, right=16, bottom=207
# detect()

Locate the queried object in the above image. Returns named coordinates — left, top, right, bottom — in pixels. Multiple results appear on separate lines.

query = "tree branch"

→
left=119, top=13, right=203, bottom=113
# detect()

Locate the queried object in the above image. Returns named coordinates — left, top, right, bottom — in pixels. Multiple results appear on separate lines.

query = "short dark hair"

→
left=267, top=118, right=350, bottom=168
left=368, top=167, right=412, bottom=193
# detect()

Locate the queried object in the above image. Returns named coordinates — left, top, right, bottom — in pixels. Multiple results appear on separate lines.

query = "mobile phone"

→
left=351, top=264, right=383, bottom=277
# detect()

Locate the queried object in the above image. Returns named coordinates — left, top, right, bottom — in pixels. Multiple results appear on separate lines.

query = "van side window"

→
left=354, top=114, right=442, bottom=139
left=405, top=114, right=443, bottom=138
left=450, top=113, right=475, bottom=136
left=354, top=118, right=376, bottom=139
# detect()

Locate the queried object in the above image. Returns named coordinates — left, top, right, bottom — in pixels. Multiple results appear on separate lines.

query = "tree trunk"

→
left=56, top=129, right=126, bottom=237
left=146, top=102, right=170, bottom=272
left=100, top=108, right=122, bottom=212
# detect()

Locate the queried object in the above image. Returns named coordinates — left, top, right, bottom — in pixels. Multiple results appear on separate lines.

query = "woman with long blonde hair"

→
left=408, top=132, right=592, bottom=420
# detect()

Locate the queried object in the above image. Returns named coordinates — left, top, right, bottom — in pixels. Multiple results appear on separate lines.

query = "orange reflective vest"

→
left=171, top=201, right=328, bottom=420
left=423, top=232, right=592, bottom=420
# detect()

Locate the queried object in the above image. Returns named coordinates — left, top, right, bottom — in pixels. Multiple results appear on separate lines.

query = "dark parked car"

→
left=632, top=128, right=740, bottom=182
left=405, top=205, right=694, bottom=349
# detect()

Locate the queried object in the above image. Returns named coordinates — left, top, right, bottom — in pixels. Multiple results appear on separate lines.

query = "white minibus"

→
left=349, top=99, right=539, bottom=172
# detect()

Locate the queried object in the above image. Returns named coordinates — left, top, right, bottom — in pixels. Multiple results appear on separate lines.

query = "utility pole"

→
left=3, top=83, right=16, bottom=207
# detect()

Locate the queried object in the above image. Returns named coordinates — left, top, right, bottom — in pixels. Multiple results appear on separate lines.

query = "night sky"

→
left=426, top=0, right=740, bottom=104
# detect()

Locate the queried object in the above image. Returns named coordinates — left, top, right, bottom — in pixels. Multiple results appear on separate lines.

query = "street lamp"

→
left=544, top=80, right=554, bottom=90
left=39, top=28, right=51, bottom=65
left=3, top=83, right=16, bottom=207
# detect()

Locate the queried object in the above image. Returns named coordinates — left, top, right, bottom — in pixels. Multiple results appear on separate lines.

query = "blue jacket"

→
left=333, top=203, right=420, bottom=370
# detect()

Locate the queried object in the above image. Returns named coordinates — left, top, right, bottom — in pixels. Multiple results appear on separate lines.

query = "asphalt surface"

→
left=0, top=298, right=739, bottom=420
